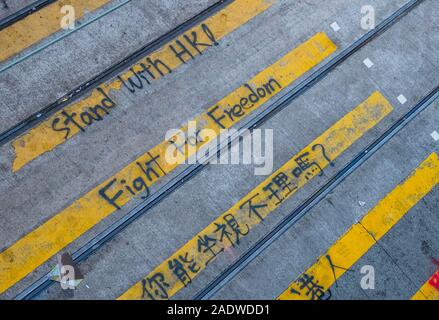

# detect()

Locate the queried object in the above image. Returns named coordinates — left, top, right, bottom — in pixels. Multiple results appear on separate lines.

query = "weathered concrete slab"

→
left=0, top=0, right=36, bottom=21
left=16, top=0, right=437, bottom=300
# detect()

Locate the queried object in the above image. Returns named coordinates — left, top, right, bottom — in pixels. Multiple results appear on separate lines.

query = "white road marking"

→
left=363, top=58, right=374, bottom=68
left=331, top=22, right=341, bottom=32
left=397, top=94, right=407, bottom=105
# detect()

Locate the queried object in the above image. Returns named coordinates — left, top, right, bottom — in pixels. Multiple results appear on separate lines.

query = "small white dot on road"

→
left=363, top=58, right=374, bottom=68
left=397, top=95, right=407, bottom=105
left=431, top=131, right=439, bottom=142
left=330, top=22, right=341, bottom=32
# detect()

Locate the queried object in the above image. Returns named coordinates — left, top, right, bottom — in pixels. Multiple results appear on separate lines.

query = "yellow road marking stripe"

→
left=0, top=0, right=113, bottom=62
left=278, top=152, right=439, bottom=300
left=411, top=270, right=439, bottom=300
left=118, top=91, right=393, bottom=300
left=0, top=31, right=335, bottom=294
left=12, top=0, right=274, bottom=172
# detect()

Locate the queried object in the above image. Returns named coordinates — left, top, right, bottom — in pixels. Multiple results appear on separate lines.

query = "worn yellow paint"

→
left=11, top=0, right=275, bottom=172
left=118, top=92, right=393, bottom=300
left=278, top=152, right=439, bottom=300
left=411, top=270, right=439, bottom=300
left=0, top=31, right=335, bottom=294
left=0, top=0, right=113, bottom=62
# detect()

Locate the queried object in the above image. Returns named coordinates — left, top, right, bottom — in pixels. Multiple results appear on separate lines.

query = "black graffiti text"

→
left=51, top=88, right=117, bottom=140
